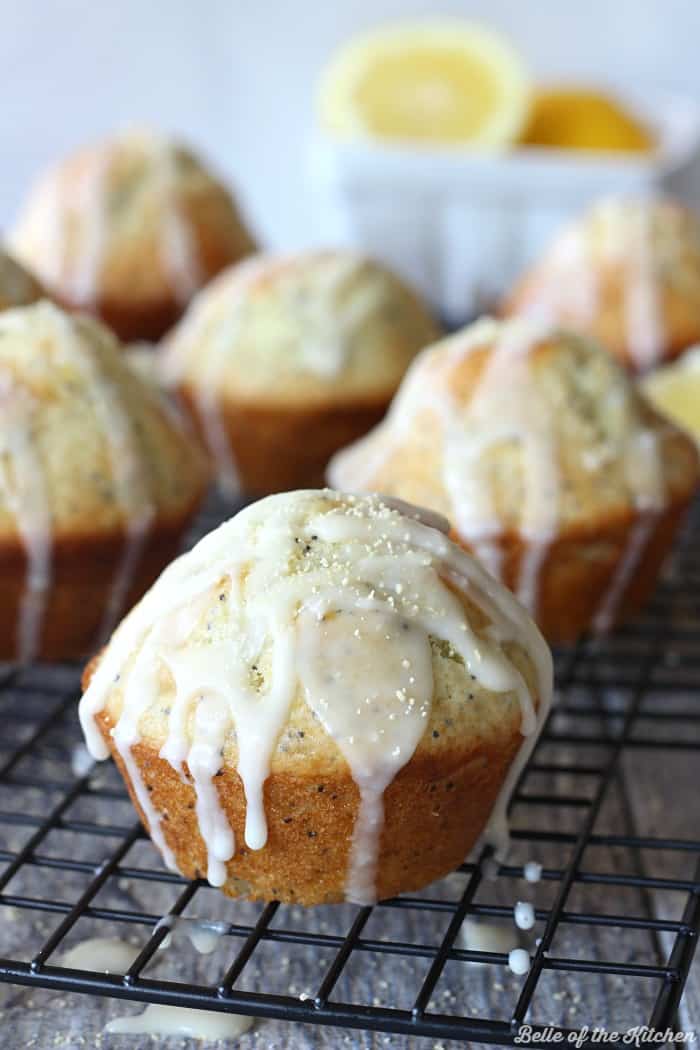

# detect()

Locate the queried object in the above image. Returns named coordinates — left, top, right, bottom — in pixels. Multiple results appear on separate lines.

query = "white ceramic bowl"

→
left=309, top=89, right=700, bottom=323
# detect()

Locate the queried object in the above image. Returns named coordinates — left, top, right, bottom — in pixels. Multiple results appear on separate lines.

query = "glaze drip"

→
left=52, top=308, right=157, bottom=643
left=444, top=320, right=558, bottom=615
left=329, top=317, right=669, bottom=635
left=165, top=256, right=271, bottom=495
left=0, top=303, right=159, bottom=663
left=0, top=378, right=52, bottom=663
left=68, top=151, right=110, bottom=307
left=517, top=198, right=669, bottom=371
left=79, top=491, right=552, bottom=902
left=105, top=1004, right=253, bottom=1039
left=331, top=319, right=559, bottom=619
left=157, top=144, right=204, bottom=305
left=21, top=132, right=205, bottom=312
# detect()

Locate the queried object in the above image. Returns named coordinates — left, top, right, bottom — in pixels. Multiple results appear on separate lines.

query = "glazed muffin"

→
left=328, top=318, right=700, bottom=642
left=502, top=197, right=700, bottom=373
left=0, top=301, right=210, bottom=662
left=80, top=489, right=552, bottom=905
left=9, top=129, right=255, bottom=342
left=0, top=249, right=43, bottom=311
left=161, top=250, right=440, bottom=494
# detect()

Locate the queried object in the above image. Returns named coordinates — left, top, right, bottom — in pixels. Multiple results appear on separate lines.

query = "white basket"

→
left=309, top=90, right=700, bottom=322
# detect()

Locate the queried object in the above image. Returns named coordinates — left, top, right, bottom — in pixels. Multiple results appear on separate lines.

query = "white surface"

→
left=1, top=0, right=700, bottom=251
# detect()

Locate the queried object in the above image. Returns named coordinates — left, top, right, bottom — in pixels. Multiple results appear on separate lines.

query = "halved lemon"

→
left=643, top=348, right=700, bottom=444
left=521, top=87, right=654, bottom=153
left=317, top=20, right=531, bottom=147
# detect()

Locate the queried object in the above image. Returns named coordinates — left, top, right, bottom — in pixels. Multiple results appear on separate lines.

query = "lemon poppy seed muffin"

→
left=0, top=249, right=43, bottom=311
left=161, top=250, right=440, bottom=494
left=9, top=129, right=256, bottom=342
left=328, top=318, right=699, bottom=642
left=502, top=197, right=700, bottom=373
left=80, top=489, right=552, bottom=905
left=0, top=301, right=210, bottom=662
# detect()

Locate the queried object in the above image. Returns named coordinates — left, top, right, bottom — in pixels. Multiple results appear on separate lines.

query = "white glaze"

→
left=378, top=495, right=451, bottom=535
left=330, top=312, right=671, bottom=639
left=157, top=915, right=228, bottom=955
left=164, top=255, right=270, bottom=496
left=0, top=306, right=163, bottom=656
left=62, top=930, right=251, bottom=1039
left=514, top=900, right=535, bottom=930
left=68, top=152, right=109, bottom=307
left=70, top=744, right=96, bottom=778
left=459, top=919, right=519, bottom=960
left=99, top=515, right=155, bottom=642
left=623, top=202, right=664, bottom=371
left=331, top=318, right=558, bottom=619
left=79, top=492, right=552, bottom=903
left=61, top=930, right=253, bottom=1040
left=0, top=377, right=52, bottom=663
left=297, top=606, right=433, bottom=903
left=24, top=132, right=210, bottom=316
left=52, top=309, right=157, bottom=642
left=523, top=860, right=542, bottom=883
left=61, top=936, right=140, bottom=973
left=105, top=1003, right=253, bottom=1039
left=41, top=170, right=69, bottom=293
left=0, top=304, right=164, bottom=664
left=157, top=144, right=204, bottom=305
left=518, top=199, right=668, bottom=371
left=292, top=254, right=381, bottom=378
left=508, top=947, right=531, bottom=975
left=514, top=229, right=598, bottom=348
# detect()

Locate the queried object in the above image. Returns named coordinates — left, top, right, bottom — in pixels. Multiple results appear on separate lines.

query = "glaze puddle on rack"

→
left=0, top=491, right=698, bottom=1046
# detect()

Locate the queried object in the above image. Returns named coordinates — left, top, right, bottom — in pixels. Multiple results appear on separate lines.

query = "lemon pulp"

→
left=352, top=47, right=502, bottom=142
left=522, top=88, right=654, bottom=153
left=318, top=21, right=531, bottom=147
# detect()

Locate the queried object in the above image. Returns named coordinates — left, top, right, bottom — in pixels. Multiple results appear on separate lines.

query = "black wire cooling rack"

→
left=0, top=493, right=698, bottom=1046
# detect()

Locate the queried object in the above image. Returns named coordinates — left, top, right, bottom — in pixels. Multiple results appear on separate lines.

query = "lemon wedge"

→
left=318, top=21, right=531, bottom=147
left=521, top=87, right=654, bottom=153
left=643, top=348, right=700, bottom=444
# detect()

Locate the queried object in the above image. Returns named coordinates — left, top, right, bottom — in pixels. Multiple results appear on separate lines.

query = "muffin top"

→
left=328, top=317, right=699, bottom=542
left=80, top=489, right=552, bottom=899
left=0, top=250, right=43, bottom=311
left=503, top=197, right=700, bottom=371
left=0, top=301, right=209, bottom=540
left=9, top=129, right=255, bottom=317
left=161, top=251, right=441, bottom=407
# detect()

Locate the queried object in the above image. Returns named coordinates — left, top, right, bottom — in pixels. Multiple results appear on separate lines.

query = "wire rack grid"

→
left=0, top=493, right=698, bottom=1046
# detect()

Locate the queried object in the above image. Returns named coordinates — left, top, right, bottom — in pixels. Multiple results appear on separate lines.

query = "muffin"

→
left=328, top=318, right=699, bottom=642
left=79, top=489, right=553, bottom=905
left=0, top=249, right=43, bottom=311
left=9, top=129, right=256, bottom=342
left=0, top=301, right=210, bottom=662
left=502, top=197, right=700, bottom=373
left=161, top=250, right=440, bottom=494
